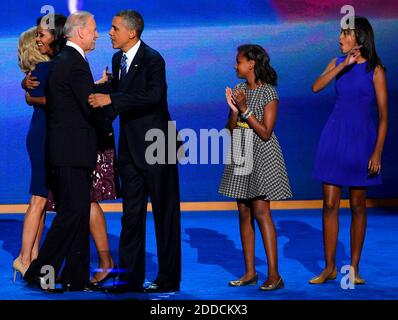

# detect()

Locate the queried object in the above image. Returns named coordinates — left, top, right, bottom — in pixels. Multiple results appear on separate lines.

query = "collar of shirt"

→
left=66, top=41, right=86, bottom=60
left=122, top=40, right=141, bottom=72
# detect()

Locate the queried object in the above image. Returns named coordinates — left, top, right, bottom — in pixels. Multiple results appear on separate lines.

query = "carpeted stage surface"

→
left=1, top=208, right=397, bottom=300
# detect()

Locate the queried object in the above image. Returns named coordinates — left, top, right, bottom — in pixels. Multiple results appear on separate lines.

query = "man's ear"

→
left=129, top=29, right=137, bottom=40
left=77, top=26, right=84, bottom=39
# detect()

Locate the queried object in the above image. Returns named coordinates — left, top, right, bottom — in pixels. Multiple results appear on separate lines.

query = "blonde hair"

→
left=18, top=26, right=49, bottom=73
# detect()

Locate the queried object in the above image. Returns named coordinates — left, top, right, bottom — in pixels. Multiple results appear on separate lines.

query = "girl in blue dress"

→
left=15, top=25, right=53, bottom=280
left=310, top=16, right=388, bottom=285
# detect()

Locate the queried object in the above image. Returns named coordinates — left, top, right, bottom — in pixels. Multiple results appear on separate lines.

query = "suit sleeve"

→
left=108, top=54, right=166, bottom=115
left=70, top=65, right=113, bottom=134
left=94, top=81, right=113, bottom=94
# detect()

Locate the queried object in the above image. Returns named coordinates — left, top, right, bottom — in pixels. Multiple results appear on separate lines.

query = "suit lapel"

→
left=119, top=42, right=145, bottom=90
left=64, top=46, right=94, bottom=83
left=113, top=51, right=123, bottom=89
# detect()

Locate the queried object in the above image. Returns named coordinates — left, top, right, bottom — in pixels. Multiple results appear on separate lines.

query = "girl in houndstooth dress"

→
left=219, top=44, right=292, bottom=291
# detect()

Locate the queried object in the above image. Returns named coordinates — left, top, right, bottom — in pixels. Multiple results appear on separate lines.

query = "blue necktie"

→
left=120, top=54, right=127, bottom=80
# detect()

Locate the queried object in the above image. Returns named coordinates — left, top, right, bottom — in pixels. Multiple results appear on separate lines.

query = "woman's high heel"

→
left=309, top=268, right=337, bottom=284
left=89, top=265, right=119, bottom=290
left=229, top=274, right=258, bottom=287
left=12, top=257, right=29, bottom=283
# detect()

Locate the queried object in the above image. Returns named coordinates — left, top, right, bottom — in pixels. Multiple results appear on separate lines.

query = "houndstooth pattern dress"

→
left=219, top=82, right=293, bottom=200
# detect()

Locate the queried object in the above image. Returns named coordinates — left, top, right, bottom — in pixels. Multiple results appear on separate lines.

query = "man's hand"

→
left=88, top=93, right=111, bottom=108
left=94, top=66, right=111, bottom=84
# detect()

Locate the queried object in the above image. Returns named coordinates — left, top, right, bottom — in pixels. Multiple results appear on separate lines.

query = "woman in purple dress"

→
left=310, top=17, right=388, bottom=285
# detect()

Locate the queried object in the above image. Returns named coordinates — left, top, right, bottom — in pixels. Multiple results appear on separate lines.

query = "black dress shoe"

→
left=103, top=284, right=144, bottom=294
left=43, top=287, right=65, bottom=293
left=55, top=276, right=64, bottom=285
left=63, top=283, right=92, bottom=292
left=144, top=281, right=180, bottom=293
left=24, top=276, right=64, bottom=293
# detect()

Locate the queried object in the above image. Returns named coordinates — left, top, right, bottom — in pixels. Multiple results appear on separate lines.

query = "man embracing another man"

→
left=24, top=11, right=113, bottom=292
left=89, top=10, right=181, bottom=293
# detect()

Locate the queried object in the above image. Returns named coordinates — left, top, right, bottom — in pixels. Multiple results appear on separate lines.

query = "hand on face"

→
left=343, top=45, right=363, bottom=66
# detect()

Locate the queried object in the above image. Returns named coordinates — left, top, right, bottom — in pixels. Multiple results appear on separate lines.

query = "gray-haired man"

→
left=24, top=11, right=112, bottom=293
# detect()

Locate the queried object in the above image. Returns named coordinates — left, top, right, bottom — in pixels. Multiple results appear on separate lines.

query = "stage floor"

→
left=1, top=208, right=397, bottom=300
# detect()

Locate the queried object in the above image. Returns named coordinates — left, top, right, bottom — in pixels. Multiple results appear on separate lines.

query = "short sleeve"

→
left=28, top=62, right=50, bottom=97
left=234, top=82, right=245, bottom=90
left=263, top=85, right=279, bottom=105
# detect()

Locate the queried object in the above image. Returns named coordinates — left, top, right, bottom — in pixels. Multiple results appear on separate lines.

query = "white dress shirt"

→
left=119, top=40, right=141, bottom=79
left=66, top=41, right=86, bottom=60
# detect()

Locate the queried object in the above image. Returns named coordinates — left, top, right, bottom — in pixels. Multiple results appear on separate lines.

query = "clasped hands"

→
left=225, top=87, right=247, bottom=114
left=88, top=93, right=111, bottom=109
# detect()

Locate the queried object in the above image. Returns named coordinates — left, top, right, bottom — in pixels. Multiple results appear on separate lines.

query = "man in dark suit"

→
left=89, top=10, right=181, bottom=293
left=24, top=11, right=112, bottom=292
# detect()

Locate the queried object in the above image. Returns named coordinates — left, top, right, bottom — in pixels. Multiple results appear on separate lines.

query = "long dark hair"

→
left=353, top=16, right=384, bottom=72
left=36, top=14, right=67, bottom=56
left=237, top=44, right=277, bottom=86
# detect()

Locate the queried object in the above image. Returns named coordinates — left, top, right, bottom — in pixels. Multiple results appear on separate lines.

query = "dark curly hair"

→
left=237, top=44, right=277, bottom=86
left=36, top=14, right=67, bottom=57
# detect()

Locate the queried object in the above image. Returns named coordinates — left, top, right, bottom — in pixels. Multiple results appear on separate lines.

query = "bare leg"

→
left=236, top=200, right=257, bottom=281
left=349, top=187, right=367, bottom=274
left=31, top=210, right=46, bottom=261
left=89, top=202, right=114, bottom=281
left=251, top=199, right=280, bottom=284
left=320, top=183, right=342, bottom=275
left=19, top=195, right=47, bottom=267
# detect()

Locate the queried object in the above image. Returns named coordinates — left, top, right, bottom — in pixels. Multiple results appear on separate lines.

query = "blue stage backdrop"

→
left=0, top=0, right=397, bottom=204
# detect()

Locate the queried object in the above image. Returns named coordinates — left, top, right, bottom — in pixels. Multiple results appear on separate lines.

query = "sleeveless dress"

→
left=26, top=62, right=50, bottom=197
left=312, top=57, right=382, bottom=186
left=219, top=82, right=292, bottom=200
